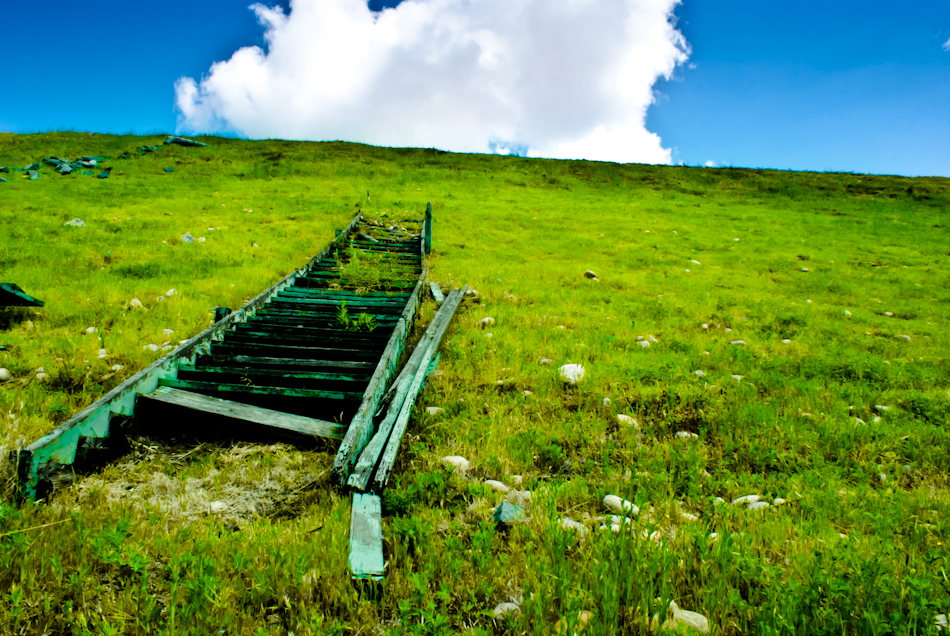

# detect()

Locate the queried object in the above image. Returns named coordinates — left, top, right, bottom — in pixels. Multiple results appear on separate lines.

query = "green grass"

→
left=1, top=131, right=949, bottom=634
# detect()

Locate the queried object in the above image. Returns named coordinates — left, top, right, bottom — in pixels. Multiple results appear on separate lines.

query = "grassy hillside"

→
left=1, top=132, right=949, bottom=635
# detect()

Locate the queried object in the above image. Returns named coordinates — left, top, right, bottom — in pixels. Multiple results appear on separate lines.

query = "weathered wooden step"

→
left=209, top=341, right=380, bottom=360
left=158, top=378, right=363, bottom=400
left=139, top=387, right=344, bottom=439
left=349, top=493, right=385, bottom=581
left=223, top=331, right=389, bottom=350
left=206, top=354, right=375, bottom=371
left=178, top=363, right=370, bottom=382
left=274, top=292, right=410, bottom=307
left=233, top=324, right=391, bottom=344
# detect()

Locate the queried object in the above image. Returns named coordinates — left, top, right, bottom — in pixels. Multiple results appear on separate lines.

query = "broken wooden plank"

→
left=349, top=493, right=385, bottom=581
left=347, top=288, right=464, bottom=490
left=0, top=283, right=44, bottom=307
left=370, top=287, right=466, bottom=493
left=157, top=378, right=363, bottom=401
left=429, top=282, right=444, bottom=303
left=139, top=387, right=343, bottom=439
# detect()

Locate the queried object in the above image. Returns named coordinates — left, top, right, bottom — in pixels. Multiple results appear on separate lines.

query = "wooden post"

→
left=424, top=203, right=432, bottom=255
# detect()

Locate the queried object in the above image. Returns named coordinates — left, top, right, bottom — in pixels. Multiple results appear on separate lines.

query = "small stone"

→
left=584, top=270, right=597, bottom=279
left=617, top=414, right=638, bottom=427
left=65, top=218, right=86, bottom=227
left=558, top=364, right=585, bottom=385
left=143, top=344, right=160, bottom=352
left=672, top=607, right=711, bottom=634
left=484, top=480, right=509, bottom=493
left=506, top=490, right=533, bottom=510
left=35, top=371, right=47, bottom=380
left=724, top=327, right=732, bottom=333
left=885, top=311, right=893, bottom=317
left=701, top=323, right=708, bottom=329
left=872, top=416, right=881, bottom=423
left=639, top=340, right=650, bottom=348
left=602, top=397, right=611, bottom=407
left=675, top=431, right=699, bottom=440
left=166, top=288, right=178, bottom=297
left=783, top=339, right=792, bottom=344
left=936, top=614, right=948, bottom=633
left=647, top=335, right=658, bottom=343
left=111, top=364, right=123, bottom=372
left=441, top=455, right=471, bottom=472
left=559, top=518, right=588, bottom=536
left=731, top=374, right=742, bottom=381
left=691, top=259, right=701, bottom=265
left=603, top=494, right=638, bottom=516
left=694, top=370, right=706, bottom=377
left=479, top=317, right=495, bottom=329
left=97, top=348, right=108, bottom=359
left=844, top=310, right=852, bottom=316
left=197, top=237, right=206, bottom=243
left=426, top=407, right=445, bottom=416
left=129, top=298, right=143, bottom=309
left=801, top=267, right=808, bottom=272
left=493, top=602, right=521, bottom=619
left=209, top=501, right=227, bottom=513
left=748, top=501, right=771, bottom=512
left=0, top=368, right=11, bottom=382
left=898, top=334, right=911, bottom=341
left=729, top=340, right=746, bottom=345
left=855, top=417, right=866, bottom=425
left=493, top=502, right=526, bottom=526
left=773, top=498, right=786, bottom=506
left=539, top=357, right=553, bottom=366
left=875, top=405, right=890, bottom=411
left=181, top=232, right=195, bottom=244
left=731, top=494, right=760, bottom=507
left=163, top=328, right=175, bottom=336
left=713, top=497, right=725, bottom=506
left=85, top=326, right=97, bottom=334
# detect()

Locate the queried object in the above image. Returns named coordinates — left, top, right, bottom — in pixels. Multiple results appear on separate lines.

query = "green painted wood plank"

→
left=0, top=283, right=44, bottom=307
left=349, top=493, right=385, bottom=581
left=210, top=342, right=378, bottom=360
left=139, top=387, right=344, bottom=439
left=177, top=364, right=369, bottom=382
left=157, top=378, right=364, bottom=401
left=208, top=354, right=375, bottom=370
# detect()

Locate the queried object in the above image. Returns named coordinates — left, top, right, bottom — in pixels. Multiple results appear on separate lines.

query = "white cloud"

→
left=943, top=36, right=950, bottom=51
left=704, top=160, right=716, bottom=168
left=175, top=0, right=689, bottom=164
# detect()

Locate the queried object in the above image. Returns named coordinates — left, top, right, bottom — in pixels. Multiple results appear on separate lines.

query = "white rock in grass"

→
left=801, top=268, right=808, bottom=272
left=603, top=494, right=639, bottom=516
left=844, top=310, right=852, bottom=316
left=713, top=497, right=726, bottom=506
left=197, top=237, right=206, bottom=243
left=478, top=317, right=495, bottom=329
left=617, top=414, right=638, bottom=427
left=163, top=328, right=175, bottom=336
left=731, top=494, right=760, bottom=507
left=128, top=298, right=143, bottom=309
left=493, top=602, right=521, bottom=619
left=166, top=288, right=178, bottom=297
left=484, top=480, right=509, bottom=493
left=538, top=357, right=553, bottom=366
left=426, top=407, right=445, bottom=417
left=898, top=334, right=911, bottom=341
left=441, top=456, right=471, bottom=472
left=773, top=498, right=786, bottom=506
left=0, top=369, right=11, bottom=382
left=583, top=270, right=598, bottom=279
left=724, top=327, right=732, bottom=333
left=748, top=501, right=771, bottom=512
left=143, top=344, right=160, bottom=352
left=558, top=364, right=585, bottom=385
left=35, top=371, right=47, bottom=380
left=936, top=614, right=948, bottom=633
left=647, top=334, right=658, bottom=343
left=694, top=370, right=706, bottom=378
left=885, top=311, right=893, bottom=317
left=730, top=340, right=746, bottom=345
left=85, top=326, right=97, bottom=334
left=783, top=339, right=792, bottom=344
left=672, top=607, right=711, bottom=634
left=691, top=260, right=701, bottom=265
left=602, top=397, right=611, bottom=407
left=111, top=364, right=123, bottom=372
left=701, top=323, right=709, bottom=329
left=65, top=218, right=87, bottom=227
left=875, top=405, right=890, bottom=411
left=209, top=501, right=227, bottom=513
left=181, top=233, right=195, bottom=244
left=732, top=374, right=742, bottom=382
left=97, top=348, right=108, bottom=359
left=639, top=340, right=651, bottom=348
left=559, top=518, right=588, bottom=536
left=675, top=431, right=699, bottom=440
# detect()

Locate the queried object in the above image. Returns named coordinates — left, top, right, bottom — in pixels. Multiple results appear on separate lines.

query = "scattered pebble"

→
left=713, top=497, right=726, bottom=506
left=875, top=405, right=890, bottom=411
left=748, top=501, right=771, bottom=512
left=493, top=602, right=521, bottom=619
left=602, top=397, right=611, bottom=407
left=694, top=370, right=706, bottom=377
left=493, top=501, right=526, bottom=526
left=844, top=310, right=852, bottom=316
left=166, top=288, right=178, bottom=297
left=97, top=348, right=108, bottom=359
left=639, top=340, right=650, bottom=348
left=701, top=323, right=708, bottom=329
left=85, top=326, right=97, bottom=334
left=731, top=494, right=761, bottom=507
left=483, top=479, right=510, bottom=493
left=65, top=218, right=86, bottom=227
left=197, top=237, right=206, bottom=243
left=583, top=270, right=598, bottom=279
left=163, top=328, right=175, bottom=336
left=898, top=334, right=911, bottom=341
left=801, top=268, right=808, bottom=272
left=603, top=494, right=639, bottom=517
left=691, top=260, right=701, bottom=265
left=478, top=317, right=495, bottom=329
left=181, top=232, right=195, bottom=244
left=782, top=339, right=792, bottom=344
left=729, top=340, right=746, bottom=345
left=559, top=518, right=588, bottom=537
left=426, top=407, right=445, bottom=417
left=617, top=414, right=638, bottom=427
left=558, top=364, right=585, bottom=385
left=441, top=455, right=471, bottom=472
left=885, top=311, right=893, bottom=317
left=773, top=498, right=786, bottom=506
left=731, top=374, right=742, bottom=382
left=111, top=364, right=123, bottom=372
left=143, top=344, right=160, bottom=352
left=675, top=431, right=699, bottom=440
left=724, top=328, right=731, bottom=333
left=647, top=335, right=658, bottom=343
left=0, top=369, right=11, bottom=382
left=128, top=298, right=143, bottom=309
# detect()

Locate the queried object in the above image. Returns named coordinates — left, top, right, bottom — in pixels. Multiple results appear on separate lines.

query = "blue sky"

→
left=2, top=0, right=948, bottom=177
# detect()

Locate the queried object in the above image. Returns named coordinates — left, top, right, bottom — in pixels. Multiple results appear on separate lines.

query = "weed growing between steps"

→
left=0, top=132, right=949, bottom=634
